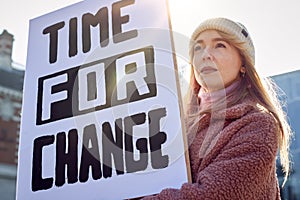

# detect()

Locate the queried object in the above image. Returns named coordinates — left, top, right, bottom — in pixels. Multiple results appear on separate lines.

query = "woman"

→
left=143, top=18, right=292, bottom=199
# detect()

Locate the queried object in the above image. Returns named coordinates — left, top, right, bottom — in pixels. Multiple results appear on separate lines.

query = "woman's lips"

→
left=200, top=66, right=217, bottom=74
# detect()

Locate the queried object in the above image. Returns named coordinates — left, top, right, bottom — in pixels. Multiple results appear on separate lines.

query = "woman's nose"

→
left=201, top=48, right=213, bottom=60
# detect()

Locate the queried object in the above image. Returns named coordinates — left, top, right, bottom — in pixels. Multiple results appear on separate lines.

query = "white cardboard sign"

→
left=17, top=0, right=189, bottom=199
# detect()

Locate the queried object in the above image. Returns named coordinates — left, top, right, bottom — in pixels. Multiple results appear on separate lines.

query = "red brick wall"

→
left=0, top=95, right=21, bottom=165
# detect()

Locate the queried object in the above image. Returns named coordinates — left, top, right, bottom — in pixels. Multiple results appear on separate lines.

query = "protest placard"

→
left=17, top=0, right=190, bottom=199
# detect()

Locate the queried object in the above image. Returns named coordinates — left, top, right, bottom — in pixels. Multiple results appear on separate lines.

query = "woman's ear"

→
left=240, top=66, right=246, bottom=77
left=240, top=66, right=246, bottom=73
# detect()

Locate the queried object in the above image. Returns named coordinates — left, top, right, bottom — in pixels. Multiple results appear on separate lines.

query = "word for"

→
left=36, top=46, right=156, bottom=125
left=43, top=0, right=138, bottom=64
left=32, top=108, right=169, bottom=192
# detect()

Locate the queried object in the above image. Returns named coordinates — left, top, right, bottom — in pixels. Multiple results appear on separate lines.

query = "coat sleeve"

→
left=142, top=112, right=280, bottom=200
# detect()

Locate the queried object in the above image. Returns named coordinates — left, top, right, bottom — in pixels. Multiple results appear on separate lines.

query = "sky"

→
left=1, top=0, right=300, bottom=77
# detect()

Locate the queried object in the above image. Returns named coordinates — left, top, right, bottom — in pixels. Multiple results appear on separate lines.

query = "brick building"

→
left=0, top=29, right=24, bottom=200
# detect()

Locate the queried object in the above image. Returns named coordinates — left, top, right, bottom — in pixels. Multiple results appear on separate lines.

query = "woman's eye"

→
left=194, top=45, right=202, bottom=51
left=216, top=43, right=226, bottom=48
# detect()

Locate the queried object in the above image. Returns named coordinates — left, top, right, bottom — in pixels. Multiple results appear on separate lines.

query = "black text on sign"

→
left=36, top=46, right=156, bottom=125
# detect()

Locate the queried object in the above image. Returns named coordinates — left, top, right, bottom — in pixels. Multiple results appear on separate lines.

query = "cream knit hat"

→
left=189, top=18, right=255, bottom=67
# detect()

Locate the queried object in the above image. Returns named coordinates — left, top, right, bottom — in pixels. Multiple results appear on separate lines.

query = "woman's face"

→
left=192, top=30, right=242, bottom=92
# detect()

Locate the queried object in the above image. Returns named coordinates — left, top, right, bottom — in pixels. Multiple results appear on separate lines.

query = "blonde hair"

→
left=185, top=29, right=292, bottom=186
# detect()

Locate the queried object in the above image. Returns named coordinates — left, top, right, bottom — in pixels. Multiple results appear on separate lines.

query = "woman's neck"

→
left=198, top=79, right=241, bottom=111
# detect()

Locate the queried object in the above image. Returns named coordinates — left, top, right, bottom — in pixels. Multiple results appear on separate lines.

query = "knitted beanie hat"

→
left=189, top=17, right=255, bottom=67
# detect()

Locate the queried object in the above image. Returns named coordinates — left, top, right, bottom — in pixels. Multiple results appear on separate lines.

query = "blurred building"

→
left=272, top=70, right=300, bottom=200
left=0, top=29, right=24, bottom=200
